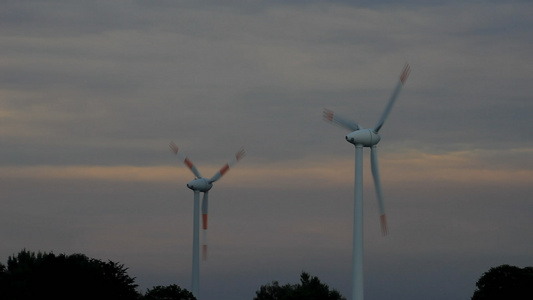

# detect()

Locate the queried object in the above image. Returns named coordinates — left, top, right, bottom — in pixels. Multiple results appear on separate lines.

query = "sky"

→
left=1, top=1, right=532, bottom=299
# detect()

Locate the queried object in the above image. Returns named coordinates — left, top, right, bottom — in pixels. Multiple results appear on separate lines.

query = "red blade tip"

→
left=380, top=214, right=388, bottom=236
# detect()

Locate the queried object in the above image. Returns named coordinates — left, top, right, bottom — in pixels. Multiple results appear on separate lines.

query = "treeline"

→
left=0, top=249, right=195, bottom=300
left=0, top=249, right=347, bottom=300
left=254, top=272, right=346, bottom=300
left=5, top=249, right=527, bottom=300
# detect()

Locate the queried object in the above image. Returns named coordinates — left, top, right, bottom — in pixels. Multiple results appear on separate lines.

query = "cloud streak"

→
left=1, top=1, right=533, bottom=300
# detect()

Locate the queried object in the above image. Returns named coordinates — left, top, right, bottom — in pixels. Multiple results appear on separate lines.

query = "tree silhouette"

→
left=254, top=271, right=346, bottom=300
left=0, top=249, right=140, bottom=300
left=0, top=249, right=198, bottom=300
left=472, top=264, right=533, bottom=300
left=143, top=284, right=196, bottom=300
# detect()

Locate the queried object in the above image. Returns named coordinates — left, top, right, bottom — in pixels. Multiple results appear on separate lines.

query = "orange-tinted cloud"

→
left=0, top=149, right=530, bottom=189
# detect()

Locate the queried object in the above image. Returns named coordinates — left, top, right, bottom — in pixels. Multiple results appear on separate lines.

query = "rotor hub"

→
left=187, top=178, right=213, bottom=192
left=346, top=129, right=381, bottom=147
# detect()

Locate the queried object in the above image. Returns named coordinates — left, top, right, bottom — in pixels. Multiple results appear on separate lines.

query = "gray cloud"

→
left=1, top=1, right=533, bottom=300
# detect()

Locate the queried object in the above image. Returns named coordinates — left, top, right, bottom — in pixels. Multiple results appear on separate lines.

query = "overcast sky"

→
left=1, top=1, right=532, bottom=299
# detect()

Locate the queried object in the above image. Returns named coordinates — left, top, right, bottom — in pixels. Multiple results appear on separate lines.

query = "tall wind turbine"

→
left=169, top=142, right=245, bottom=299
left=323, top=64, right=410, bottom=300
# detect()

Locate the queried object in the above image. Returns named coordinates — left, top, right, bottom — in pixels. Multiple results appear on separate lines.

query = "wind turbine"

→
left=323, top=64, right=410, bottom=300
left=169, top=142, right=245, bottom=299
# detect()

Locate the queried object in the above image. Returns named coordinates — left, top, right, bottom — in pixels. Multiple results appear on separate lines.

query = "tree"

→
left=254, top=271, right=346, bottom=300
left=143, top=284, right=196, bottom=300
left=472, top=264, right=533, bottom=300
left=0, top=249, right=197, bottom=300
left=0, top=249, right=141, bottom=300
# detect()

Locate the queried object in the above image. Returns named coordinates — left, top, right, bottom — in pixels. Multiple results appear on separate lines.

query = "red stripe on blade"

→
left=380, top=214, right=388, bottom=236
left=184, top=158, right=194, bottom=169
left=202, top=214, right=208, bottom=229
left=219, top=164, right=230, bottom=176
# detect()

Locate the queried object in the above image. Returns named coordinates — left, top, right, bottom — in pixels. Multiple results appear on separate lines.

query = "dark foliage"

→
left=254, top=271, right=346, bottom=300
left=0, top=249, right=140, bottom=300
left=0, top=249, right=196, bottom=300
left=143, top=284, right=196, bottom=300
left=472, top=264, right=533, bottom=300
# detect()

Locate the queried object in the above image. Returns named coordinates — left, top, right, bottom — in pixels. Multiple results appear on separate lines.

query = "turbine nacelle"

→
left=346, top=129, right=381, bottom=147
left=187, top=177, right=213, bottom=192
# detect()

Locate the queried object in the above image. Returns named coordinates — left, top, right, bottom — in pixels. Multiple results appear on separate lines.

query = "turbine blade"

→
left=169, top=142, right=203, bottom=178
left=373, top=63, right=411, bottom=133
left=202, top=192, right=209, bottom=261
left=371, top=146, right=388, bottom=236
left=209, top=148, right=245, bottom=183
left=323, top=108, right=360, bottom=131
left=380, top=214, right=388, bottom=237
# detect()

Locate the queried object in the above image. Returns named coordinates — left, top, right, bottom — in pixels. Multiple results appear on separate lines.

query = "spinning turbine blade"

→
left=373, top=63, right=411, bottom=133
left=371, top=146, right=387, bottom=236
left=170, top=142, right=202, bottom=178
left=202, top=192, right=209, bottom=261
left=323, top=108, right=360, bottom=131
left=209, top=148, right=245, bottom=183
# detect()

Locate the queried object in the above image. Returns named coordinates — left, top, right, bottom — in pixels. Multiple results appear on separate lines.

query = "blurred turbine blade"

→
left=373, top=63, right=410, bottom=133
left=209, top=148, right=245, bottom=183
left=371, top=146, right=388, bottom=236
left=169, top=141, right=202, bottom=178
left=323, top=108, right=360, bottom=131
left=380, top=214, right=388, bottom=237
left=202, top=192, right=209, bottom=261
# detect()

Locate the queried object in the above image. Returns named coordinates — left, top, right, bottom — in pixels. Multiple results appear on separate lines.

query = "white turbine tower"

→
left=323, top=64, right=410, bottom=300
left=169, top=142, right=245, bottom=299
